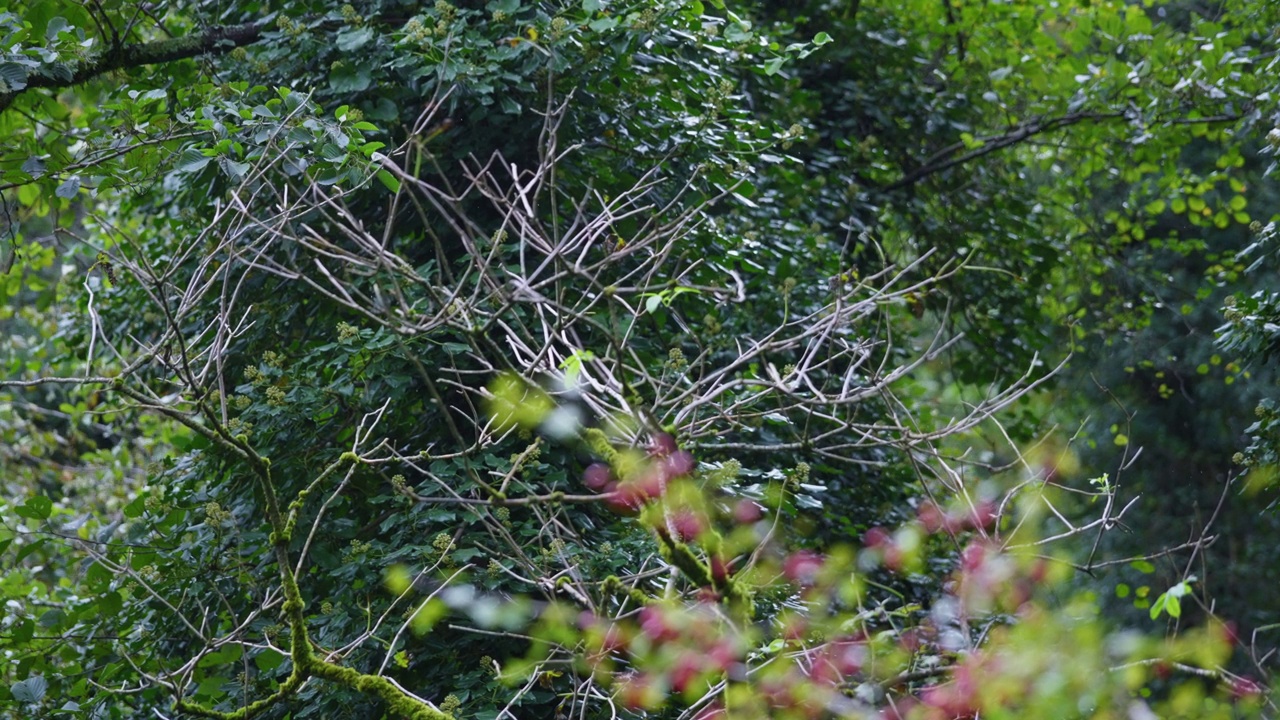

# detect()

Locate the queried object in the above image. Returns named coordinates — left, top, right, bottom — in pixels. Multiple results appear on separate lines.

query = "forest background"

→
left=4, top=0, right=1280, bottom=718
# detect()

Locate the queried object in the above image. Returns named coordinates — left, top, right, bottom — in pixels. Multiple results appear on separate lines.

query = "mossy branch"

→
left=655, top=533, right=752, bottom=620
left=115, top=389, right=450, bottom=719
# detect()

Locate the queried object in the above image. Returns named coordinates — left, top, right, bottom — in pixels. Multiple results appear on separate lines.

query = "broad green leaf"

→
left=16, top=496, right=53, bottom=521
left=122, top=495, right=146, bottom=519
left=45, top=16, right=70, bottom=40
left=10, top=676, right=47, bottom=703
left=336, top=27, right=375, bottom=52
left=0, top=63, right=28, bottom=92
left=21, top=156, right=45, bottom=179
left=254, top=649, right=285, bottom=673
left=410, top=598, right=448, bottom=636
left=376, top=169, right=401, bottom=194
left=329, top=64, right=372, bottom=93
left=177, top=149, right=212, bottom=173
left=54, top=176, right=80, bottom=198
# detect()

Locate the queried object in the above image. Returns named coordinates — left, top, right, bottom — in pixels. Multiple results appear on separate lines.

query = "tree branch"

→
left=882, top=111, right=1125, bottom=192
left=881, top=109, right=1244, bottom=192
left=0, top=21, right=265, bottom=113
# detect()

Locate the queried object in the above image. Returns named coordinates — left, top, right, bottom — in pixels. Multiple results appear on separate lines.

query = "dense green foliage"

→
left=3, top=1, right=1280, bottom=719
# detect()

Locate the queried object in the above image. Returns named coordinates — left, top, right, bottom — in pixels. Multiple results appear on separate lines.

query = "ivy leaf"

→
left=254, top=649, right=285, bottom=673
left=336, top=27, right=375, bottom=52
left=122, top=495, right=146, bottom=519
left=329, top=64, right=372, bottom=93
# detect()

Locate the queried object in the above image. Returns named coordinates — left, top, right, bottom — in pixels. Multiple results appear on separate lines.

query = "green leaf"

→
left=282, top=89, right=304, bottom=113
left=196, top=676, right=227, bottom=699
left=410, top=598, right=448, bottom=636
left=177, top=149, right=212, bottom=173
left=10, top=618, right=33, bottom=643
left=45, top=16, right=70, bottom=40
left=254, top=649, right=285, bottom=673
left=14, top=538, right=47, bottom=563
left=21, top=156, right=46, bottom=179
left=336, top=27, right=375, bottom=52
left=560, top=349, right=597, bottom=385
left=10, top=676, right=47, bottom=703
left=197, top=644, right=243, bottom=668
left=376, top=169, right=401, bottom=194
left=589, top=16, right=619, bottom=32
left=16, top=496, right=53, bottom=521
left=219, top=158, right=252, bottom=182
left=0, top=63, right=28, bottom=92
left=54, top=176, right=80, bottom=199
left=1150, top=581, right=1191, bottom=620
left=813, top=31, right=833, bottom=46
left=100, top=590, right=123, bottom=616
left=330, top=65, right=372, bottom=93
left=1149, top=593, right=1167, bottom=620
left=122, top=495, right=146, bottom=519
